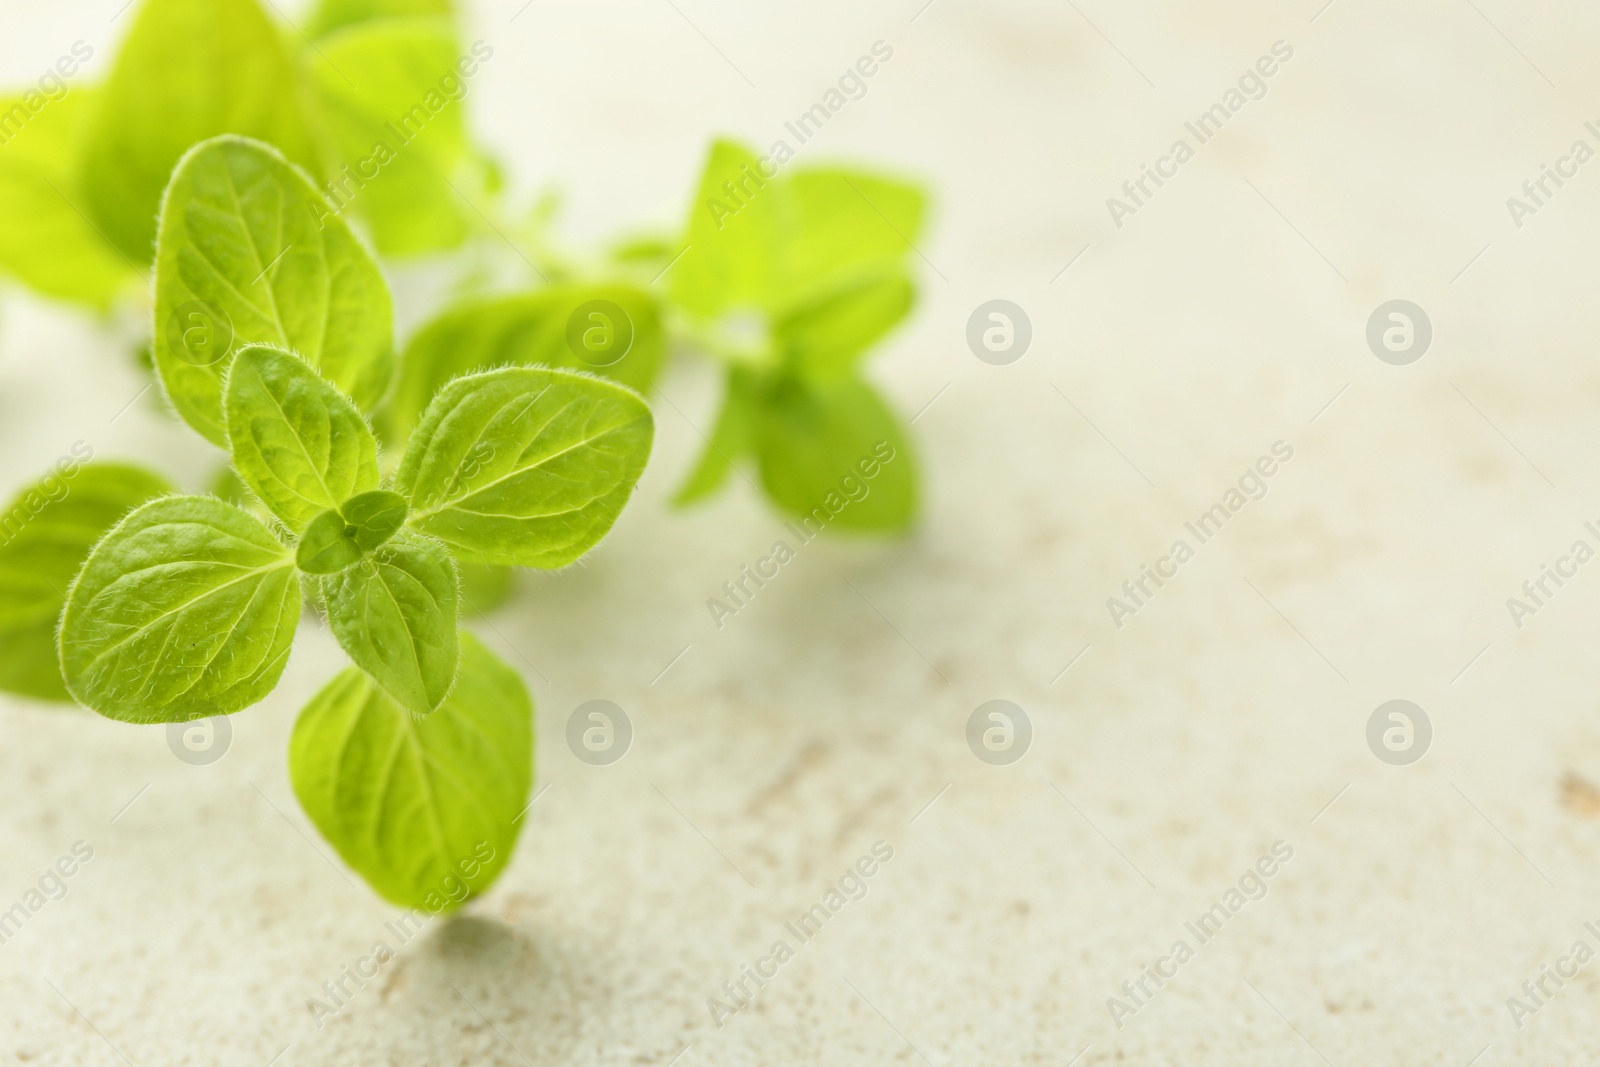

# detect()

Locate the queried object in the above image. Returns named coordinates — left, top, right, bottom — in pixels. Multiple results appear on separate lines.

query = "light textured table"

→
left=3, top=0, right=1600, bottom=1063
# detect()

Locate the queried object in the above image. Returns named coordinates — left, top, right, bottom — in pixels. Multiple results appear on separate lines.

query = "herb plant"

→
left=54, top=135, right=653, bottom=907
left=0, top=0, right=932, bottom=905
left=0, top=0, right=927, bottom=534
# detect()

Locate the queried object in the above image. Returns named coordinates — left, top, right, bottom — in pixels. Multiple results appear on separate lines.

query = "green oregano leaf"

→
left=775, top=270, right=915, bottom=382
left=321, top=531, right=459, bottom=715
left=224, top=344, right=380, bottom=532
left=296, top=509, right=364, bottom=575
left=289, top=630, right=532, bottom=911
left=0, top=89, right=134, bottom=308
left=304, top=17, right=485, bottom=257
left=341, top=490, right=408, bottom=552
left=782, top=168, right=925, bottom=303
left=153, top=135, right=394, bottom=446
left=295, top=491, right=407, bottom=574
left=395, top=367, right=654, bottom=568
left=673, top=139, right=783, bottom=319
left=59, top=495, right=300, bottom=723
left=82, top=0, right=320, bottom=262
left=752, top=376, right=917, bottom=533
left=0, top=460, right=173, bottom=701
left=674, top=138, right=927, bottom=317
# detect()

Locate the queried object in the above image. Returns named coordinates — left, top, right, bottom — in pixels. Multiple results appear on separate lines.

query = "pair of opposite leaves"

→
left=58, top=345, right=652, bottom=725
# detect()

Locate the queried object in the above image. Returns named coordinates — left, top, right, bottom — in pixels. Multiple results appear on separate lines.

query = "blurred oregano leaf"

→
left=395, top=367, right=653, bottom=568
left=305, top=18, right=491, bottom=257
left=289, top=629, right=532, bottom=911
left=321, top=531, right=459, bottom=715
left=782, top=168, right=925, bottom=302
left=775, top=270, right=915, bottom=383
left=0, top=90, right=134, bottom=307
left=673, top=138, right=926, bottom=319
left=381, top=284, right=663, bottom=447
left=153, top=136, right=393, bottom=446
left=224, top=344, right=379, bottom=532
left=751, top=376, right=916, bottom=533
left=680, top=370, right=916, bottom=532
left=673, top=139, right=783, bottom=319
left=82, top=0, right=319, bottom=262
left=59, top=496, right=300, bottom=723
left=0, top=460, right=172, bottom=701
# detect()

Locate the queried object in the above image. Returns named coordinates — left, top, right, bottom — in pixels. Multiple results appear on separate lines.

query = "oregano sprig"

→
left=0, top=0, right=928, bottom=915
left=46, top=133, right=653, bottom=910
left=667, top=138, right=923, bottom=532
left=0, top=0, right=929, bottom=537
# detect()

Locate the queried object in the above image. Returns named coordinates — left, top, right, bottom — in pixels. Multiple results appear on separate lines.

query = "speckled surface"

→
left=4, top=0, right=1600, bottom=1063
